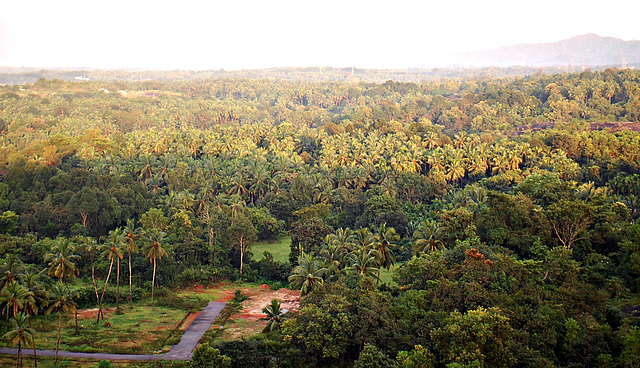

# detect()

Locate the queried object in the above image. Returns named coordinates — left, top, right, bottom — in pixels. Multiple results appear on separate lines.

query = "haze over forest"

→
left=1, top=34, right=640, bottom=86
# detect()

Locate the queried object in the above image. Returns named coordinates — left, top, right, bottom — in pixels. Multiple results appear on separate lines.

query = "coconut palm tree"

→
left=0, top=281, right=31, bottom=320
left=327, top=228, right=355, bottom=251
left=144, top=228, right=168, bottom=307
left=346, top=247, right=381, bottom=282
left=371, top=223, right=400, bottom=271
left=97, top=228, right=125, bottom=321
left=352, top=228, right=376, bottom=252
left=261, top=299, right=288, bottom=333
left=288, top=253, right=326, bottom=296
left=76, top=236, right=100, bottom=312
left=123, top=219, right=141, bottom=308
left=0, top=255, right=25, bottom=290
left=44, top=239, right=80, bottom=286
left=45, top=282, right=76, bottom=364
left=2, top=312, right=35, bottom=368
left=21, top=270, right=47, bottom=368
left=413, top=219, right=445, bottom=254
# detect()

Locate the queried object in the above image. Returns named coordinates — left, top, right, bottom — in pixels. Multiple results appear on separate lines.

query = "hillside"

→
left=454, top=33, right=640, bottom=68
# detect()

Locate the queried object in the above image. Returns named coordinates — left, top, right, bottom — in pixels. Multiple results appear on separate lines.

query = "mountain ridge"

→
left=452, top=33, right=640, bottom=68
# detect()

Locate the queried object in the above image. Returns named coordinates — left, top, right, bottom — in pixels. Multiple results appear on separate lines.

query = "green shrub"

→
left=232, top=289, right=248, bottom=303
left=190, top=343, right=231, bottom=368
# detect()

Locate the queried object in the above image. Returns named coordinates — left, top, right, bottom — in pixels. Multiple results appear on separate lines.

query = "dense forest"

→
left=1, top=68, right=640, bottom=367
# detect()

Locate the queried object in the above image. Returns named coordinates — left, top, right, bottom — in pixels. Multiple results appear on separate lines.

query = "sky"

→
left=1, top=0, right=640, bottom=70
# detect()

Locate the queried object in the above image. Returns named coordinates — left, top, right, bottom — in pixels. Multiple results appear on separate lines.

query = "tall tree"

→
left=0, top=281, right=31, bottom=320
left=547, top=199, right=594, bottom=249
left=227, top=213, right=258, bottom=277
left=2, top=312, right=35, bottom=368
left=97, top=228, right=125, bottom=321
left=0, top=255, right=25, bottom=290
left=413, top=219, right=445, bottom=254
left=45, top=282, right=76, bottom=364
left=144, top=228, right=168, bottom=307
left=44, top=239, right=80, bottom=286
left=22, top=270, right=47, bottom=368
left=76, top=236, right=100, bottom=316
left=371, top=223, right=400, bottom=271
left=123, top=219, right=141, bottom=308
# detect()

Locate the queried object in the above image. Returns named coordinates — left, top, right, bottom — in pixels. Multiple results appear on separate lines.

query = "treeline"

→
left=0, top=65, right=580, bottom=84
left=0, top=70, right=639, bottom=367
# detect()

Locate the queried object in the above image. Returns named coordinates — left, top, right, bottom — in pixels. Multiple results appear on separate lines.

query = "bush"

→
left=190, top=343, right=231, bottom=368
left=154, top=289, right=208, bottom=311
left=354, top=344, right=395, bottom=368
left=98, top=360, right=112, bottom=368
left=72, top=284, right=145, bottom=308
left=177, top=266, right=232, bottom=286
left=250, top=252, right=291, bottom=282
left=232, top=289, right=248, bottom=303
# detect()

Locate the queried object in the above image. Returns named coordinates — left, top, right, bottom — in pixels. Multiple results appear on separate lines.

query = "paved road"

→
left=164, top=301, right=226, bottom=360
left=0, top=301, right=226, bottom=362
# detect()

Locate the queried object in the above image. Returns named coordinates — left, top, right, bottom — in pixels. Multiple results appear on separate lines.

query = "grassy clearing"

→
left=30, top=305, right=187, bottom=354
left=0, top=282, right=291, bottom=365
left=250, top=235, right=291, bottom=263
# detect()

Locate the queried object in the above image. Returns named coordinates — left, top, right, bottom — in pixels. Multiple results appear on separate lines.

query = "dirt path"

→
left=0, top=302, right=226, bottom=362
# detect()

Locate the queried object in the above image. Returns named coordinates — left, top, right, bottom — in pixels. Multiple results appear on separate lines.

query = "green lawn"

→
left=379, top=261, right=404, bottom=285
left=30, top=305, right=187, bottom=354
left=250, top=235, right=291, bottom=263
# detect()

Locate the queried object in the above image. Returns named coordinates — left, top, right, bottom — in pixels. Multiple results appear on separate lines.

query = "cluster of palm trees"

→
left=287, top=217, right=456, bottom=297
left=96, top=219, right=168, bottom=321
left=0, top=218, right=170, bottom=367
left=288, top=224, right=400, bottom=295
left=0, top=254, right=75, bottom=366
left=74, top=122, right=582, bottom=233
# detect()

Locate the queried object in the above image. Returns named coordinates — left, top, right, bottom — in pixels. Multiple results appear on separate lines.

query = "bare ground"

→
left=215, top=284, right=300, bottom=340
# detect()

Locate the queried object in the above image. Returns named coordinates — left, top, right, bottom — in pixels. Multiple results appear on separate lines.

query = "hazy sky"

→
left=1, top=0, right=640, bottom=70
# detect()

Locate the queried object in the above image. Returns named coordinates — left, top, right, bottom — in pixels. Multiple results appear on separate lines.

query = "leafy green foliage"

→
left=190, top=343, right=231, bottom=368
left=0, top=70, right=640, bottom=367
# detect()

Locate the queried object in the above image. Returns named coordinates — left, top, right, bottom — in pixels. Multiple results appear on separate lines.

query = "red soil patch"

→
left=180, top=311, right=200, bottom=330
left=216, top=290, right=236, bottom=303
left=230, top=288, right=300, bottom=320
left=209, top=285, right=301, bottom=341
left=76, top=307, right=115, bottom=319
left=192, top=285, right=206, bottom=293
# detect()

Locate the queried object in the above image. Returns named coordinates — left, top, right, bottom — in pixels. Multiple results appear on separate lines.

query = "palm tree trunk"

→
left=128, top=250, right=133, bottom=309
left=55, top=310, right=62, bottom=364
left=208, top=227, right=216, bottom=267
left=240, top=235, right=245, bottom=276
left=151, top=257, right=156, bottom=307
left=116, top=258, right=120, bottom=311
left=91, top=249, right=100, bottom=316
left=27, top=316, right=37, bottom=368
left=17, top=340, right=21, bottom=368
left=97, top=257, right=114, bottom=323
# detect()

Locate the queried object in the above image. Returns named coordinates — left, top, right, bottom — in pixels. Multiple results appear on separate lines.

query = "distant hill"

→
left=453, top=34, right=640, bottom=68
